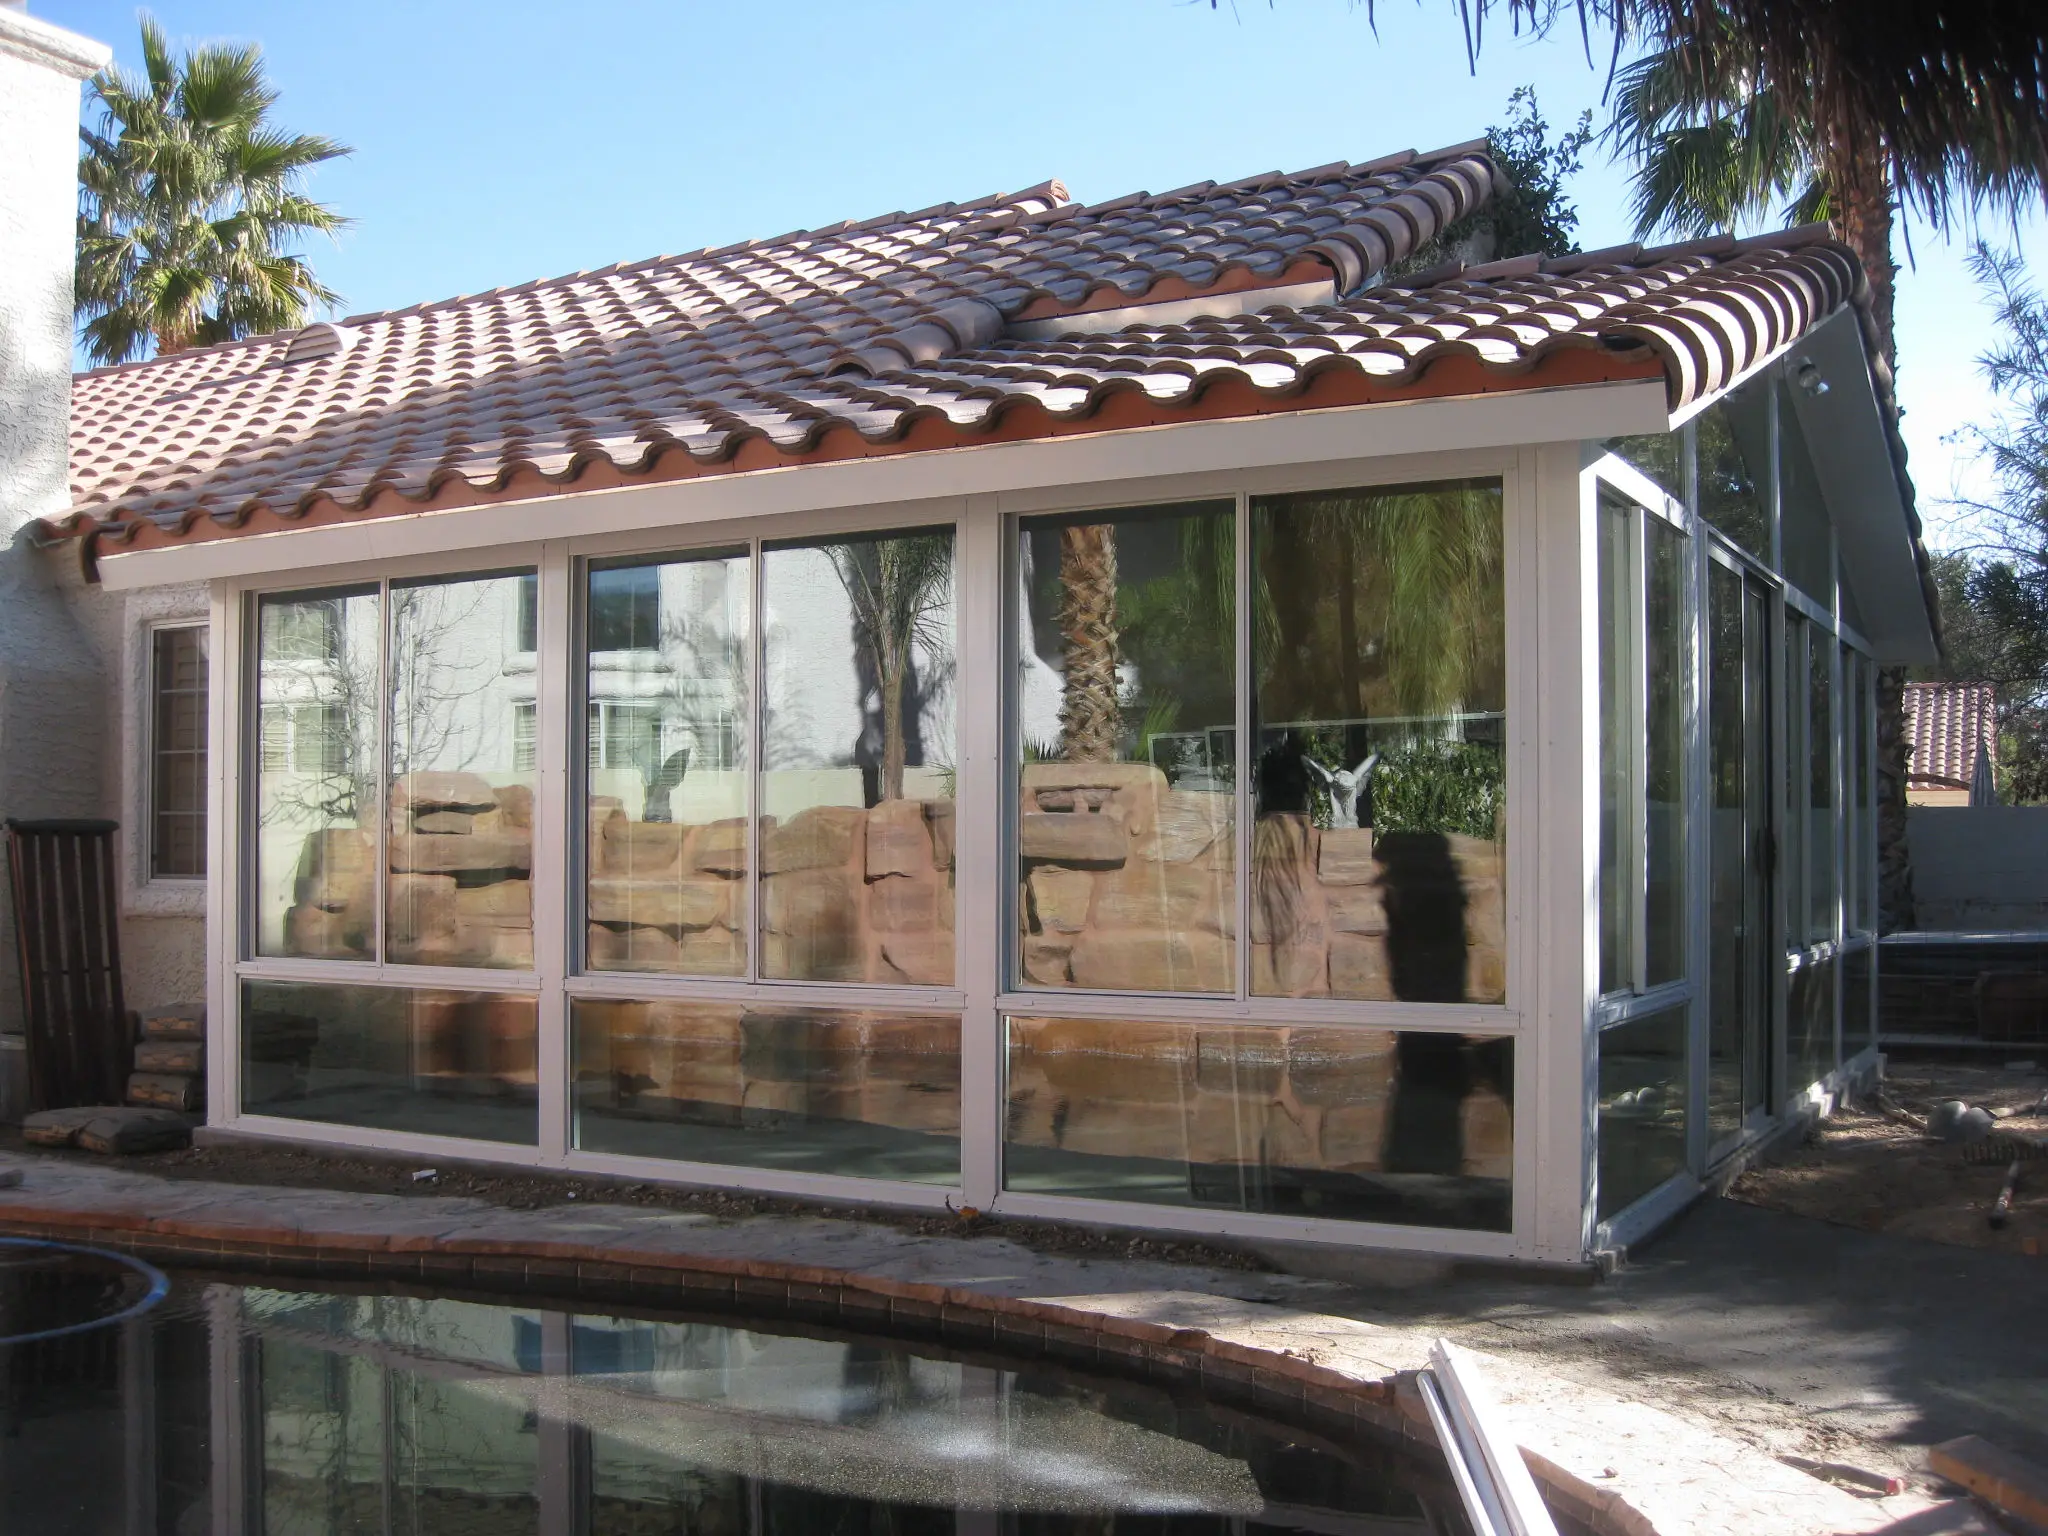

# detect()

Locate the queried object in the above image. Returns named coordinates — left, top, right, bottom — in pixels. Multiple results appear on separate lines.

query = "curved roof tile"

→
left=55, top=146, right=1906, bottom=579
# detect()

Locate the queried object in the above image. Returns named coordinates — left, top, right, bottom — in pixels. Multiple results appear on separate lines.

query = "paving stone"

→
left=76, top=1107, right=193, bottom=1155
left=20, top=1106, right=109, bottom=1147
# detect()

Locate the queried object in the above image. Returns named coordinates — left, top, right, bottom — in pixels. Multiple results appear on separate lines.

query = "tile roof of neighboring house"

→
left=1905, top=681, right=1997, bottom=787
left=49, top=139, right=1925, bottom=600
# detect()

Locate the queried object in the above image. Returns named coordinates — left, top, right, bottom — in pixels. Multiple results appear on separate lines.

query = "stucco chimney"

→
left=0, top=7, right=112, bottom=1103
left=0, top=7, right=108, bottom=532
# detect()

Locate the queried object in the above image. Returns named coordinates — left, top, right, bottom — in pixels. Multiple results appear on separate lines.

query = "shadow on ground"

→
left=1298, top=1198, right=2048, bottom=1469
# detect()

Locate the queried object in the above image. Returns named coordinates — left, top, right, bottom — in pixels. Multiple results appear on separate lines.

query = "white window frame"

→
left=1585, top=449, right=1702, bottom=1246
left=203, top=438, right=1582, bottom=1264
left=124, top=591, right=211, bottom=915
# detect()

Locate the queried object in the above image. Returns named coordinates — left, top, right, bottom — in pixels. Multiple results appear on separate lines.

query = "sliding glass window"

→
left=1010, top=483, right=1506, bottom=1006
left=245, top=572, right=540, bottom=1143
left=1595, top=484, right=1689, bottom=995
left=1592, top=469, right=1692, bottom=1225
left=570, top=525, right=961, bottom=1185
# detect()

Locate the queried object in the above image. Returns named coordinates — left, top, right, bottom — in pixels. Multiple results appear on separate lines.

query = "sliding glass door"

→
left=1705, top=543, right=1774, bottom=1146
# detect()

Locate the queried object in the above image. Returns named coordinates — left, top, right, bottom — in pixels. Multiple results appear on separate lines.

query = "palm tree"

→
left=829, top=532, right=955, bottom=801
left=75, top=14, right=350, bottom=366
left=1056, top=525, right=1124, bottom=763
left=1597, top=11, right=2048, bottom=932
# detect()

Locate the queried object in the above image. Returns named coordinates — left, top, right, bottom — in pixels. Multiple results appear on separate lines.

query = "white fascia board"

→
left=1784, top=308, right=1937, bottom=665
left=97, top=377, right=1669, bottom=590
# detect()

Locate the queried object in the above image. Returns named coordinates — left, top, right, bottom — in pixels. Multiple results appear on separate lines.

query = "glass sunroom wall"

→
left=1591, top=455, right=1693, bottom=1226
left=571, top=525, right=963, bottom=1187
left=1696, top=383, right=1772, bottom=562
left=1005, top=477, right=1516, bottom=1232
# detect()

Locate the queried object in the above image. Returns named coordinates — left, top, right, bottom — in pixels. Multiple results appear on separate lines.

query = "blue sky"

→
left=43, top=0, right=2045, bottom=548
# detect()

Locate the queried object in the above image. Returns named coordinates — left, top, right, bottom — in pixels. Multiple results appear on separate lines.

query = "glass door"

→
left=1705, top=544, right=1773, bottom=1145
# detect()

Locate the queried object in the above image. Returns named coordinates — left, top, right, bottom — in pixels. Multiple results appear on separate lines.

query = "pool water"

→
left=0, top=1255, right=1470, bottom=1534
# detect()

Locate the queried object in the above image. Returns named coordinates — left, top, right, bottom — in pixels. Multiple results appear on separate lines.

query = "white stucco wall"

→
left=0, top=11, right=114, bottom=1078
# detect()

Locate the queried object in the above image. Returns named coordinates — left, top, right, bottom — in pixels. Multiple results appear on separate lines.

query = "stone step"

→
left=126, top=1072, right=202, bottom=1112
left=134, top=1039, right=203, bottom=1075
left=141, top=1005, right=205, bottom=1042
left=21, top=1104, right=191, bottom=1155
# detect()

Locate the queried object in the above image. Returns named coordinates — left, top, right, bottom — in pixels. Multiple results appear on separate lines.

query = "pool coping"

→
left=0, top=1152, right=1964, bottom=1536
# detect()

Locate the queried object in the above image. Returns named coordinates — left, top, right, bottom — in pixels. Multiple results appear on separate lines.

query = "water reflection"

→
left=0, top=1275, right=1465, bottom=1534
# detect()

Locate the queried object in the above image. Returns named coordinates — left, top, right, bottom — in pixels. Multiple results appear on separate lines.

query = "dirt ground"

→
left=1729, top=1056, right=2048, bottom=1255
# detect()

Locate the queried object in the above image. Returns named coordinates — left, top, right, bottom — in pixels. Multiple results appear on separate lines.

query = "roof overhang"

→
left=1782, top=307, right=1938, bottom=666
left=93, top=375, right=1668, bottom=591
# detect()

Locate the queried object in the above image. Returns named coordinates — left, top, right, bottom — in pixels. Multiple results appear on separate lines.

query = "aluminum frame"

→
left=196, top=438, right=1602, bottom=1262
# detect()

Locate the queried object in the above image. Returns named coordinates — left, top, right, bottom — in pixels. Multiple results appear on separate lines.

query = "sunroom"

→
left=60, top=152, right=1936, bottom=1266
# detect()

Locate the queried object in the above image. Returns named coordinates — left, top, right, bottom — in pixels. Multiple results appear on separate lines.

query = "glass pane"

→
left=1844, top=943, right=1875, bottom=1054
left=1696, top=381, right=1771, bottom=560
left=257, top=587, right=380, bottom=960
left=1706, top=564, right=1750, bottom=1141
left=241, top=980, right=538, bottom=1144
left=1004, top=1017, right=1513, bottom=1230
left=572, top=999, right=960, bottom=1183
left=386, top=572, right=537, bottom=969
left=150, top=626, right=208, bottom=879
left=1251, top=480, right=1506, bottom=1004
left=1782, top=616, right=1807, bottom=948
left=1597, top=494, right=1633, bottom=995
left=1015, top=502, right=1235, bottom=993
left=761, top=528, right=957, bottom=984
left=1645, top=514, right=1687, bottom=986
left=1597, top=1006, right=1688, bottom=1221
left=1598, top=431, right=1685, bottom=502
left=1809, top=629, right=1835, bottom=942
left=586, top=550, right=751, bottom=978
left=1788, top=956, right=1837, bottom=1088
left=1779, top=381, right=1834, bottom=603
left=1851, top=650, right=1875, bottom=934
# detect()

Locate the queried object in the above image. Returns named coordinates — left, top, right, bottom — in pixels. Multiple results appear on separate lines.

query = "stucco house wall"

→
left=0, top=10, right=112, bottom=1117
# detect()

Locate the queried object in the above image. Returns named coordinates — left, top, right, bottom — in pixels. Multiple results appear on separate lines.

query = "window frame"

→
left=1589, top=455, right=1693, bottom=1014
left=144, top=617, right=210, bottom=885
left=215, top=444, right=1541, bottom=1259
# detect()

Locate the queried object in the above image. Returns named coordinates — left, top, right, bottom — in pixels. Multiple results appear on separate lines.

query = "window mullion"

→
left=1628, top=506, right=1651, bottom=995
left=1234, top=488, right=1252, bottom=1002
left=746, top=537, right=764, bottom=983
left=373, top=578, right=392, bottom=967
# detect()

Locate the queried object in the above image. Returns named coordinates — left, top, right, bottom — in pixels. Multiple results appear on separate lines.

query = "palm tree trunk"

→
left=1821, top=126, right=1916, bottom=931
left=1057, top=525, right=1122, bottom=762
left=880, top=627, right=907, bottom=802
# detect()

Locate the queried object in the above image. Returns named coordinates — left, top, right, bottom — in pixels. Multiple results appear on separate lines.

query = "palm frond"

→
left=75, top=10, right=351, bottom=364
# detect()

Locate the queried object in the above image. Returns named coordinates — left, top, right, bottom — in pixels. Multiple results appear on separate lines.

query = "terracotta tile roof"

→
left=1905, top=681, right=1997, bottom=787
left=50, top=141, right=1907, bottom=567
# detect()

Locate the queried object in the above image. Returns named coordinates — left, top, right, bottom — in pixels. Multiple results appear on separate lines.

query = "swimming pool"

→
left=0, top=1245, right=1476, bottom=1533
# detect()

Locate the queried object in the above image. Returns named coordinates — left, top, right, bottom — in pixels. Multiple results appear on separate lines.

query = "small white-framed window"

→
left=148, top=623, right=209, bottom=880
